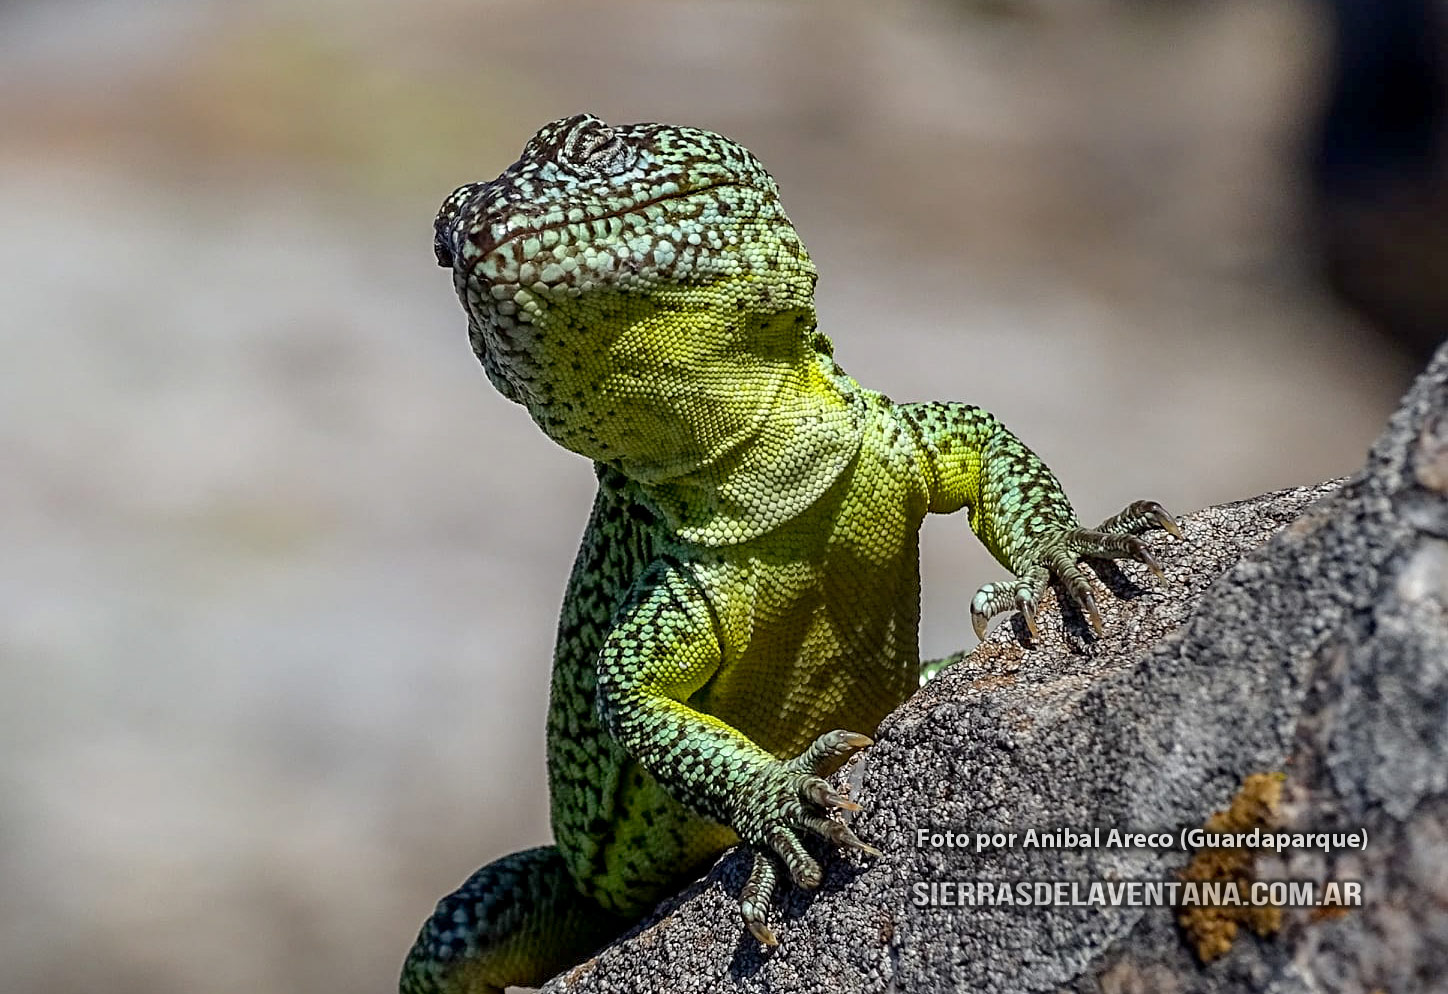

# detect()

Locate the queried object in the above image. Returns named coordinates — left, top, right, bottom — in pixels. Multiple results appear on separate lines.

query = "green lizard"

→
left=402, top=114, right=1180, bottom=993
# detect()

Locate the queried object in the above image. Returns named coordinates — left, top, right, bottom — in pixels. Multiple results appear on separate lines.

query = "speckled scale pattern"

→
left=399, top=847, right=629, bottom=994
left=900, top=401, right=1080, bottom=563
left=402, top=114, right=1178, bottom=993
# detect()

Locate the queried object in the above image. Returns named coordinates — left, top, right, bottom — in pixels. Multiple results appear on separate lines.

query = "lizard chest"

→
left=681, top=415, right=932, bottom=757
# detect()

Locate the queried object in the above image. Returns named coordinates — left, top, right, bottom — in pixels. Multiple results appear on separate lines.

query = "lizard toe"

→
left=740, top=850, right=780, bottom=946
left=784, top=728, right=873, bottom=779
left=769, top=827, right=823, bottom=889
left=800, top=813, right=882, bottom=856
left=1096, top=499, right=1183, bottom=539
left=971, top=566, right=1048, bottom=640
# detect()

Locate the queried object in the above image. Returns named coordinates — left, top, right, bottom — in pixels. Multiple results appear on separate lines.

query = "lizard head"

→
left=434, top=114, right=831, bottom=476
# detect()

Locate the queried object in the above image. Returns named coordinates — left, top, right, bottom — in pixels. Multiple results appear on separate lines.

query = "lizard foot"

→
left=970, top=500, right=1181, bottom=639
left=736, top=729, right=878, bottom=944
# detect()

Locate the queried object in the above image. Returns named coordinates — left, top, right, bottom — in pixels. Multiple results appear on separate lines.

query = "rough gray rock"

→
left=548, top=344, right=1448, bottom=994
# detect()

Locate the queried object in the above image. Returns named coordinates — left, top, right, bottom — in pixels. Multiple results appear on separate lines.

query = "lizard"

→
left=401, top=113, right=1181, bottom=994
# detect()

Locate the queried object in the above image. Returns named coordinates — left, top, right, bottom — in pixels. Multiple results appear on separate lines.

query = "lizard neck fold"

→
left=622, top=355, right=867, bottom=545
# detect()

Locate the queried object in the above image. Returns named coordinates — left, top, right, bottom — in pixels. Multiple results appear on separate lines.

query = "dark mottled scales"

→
left=403, top=114, right=1180, bottom=993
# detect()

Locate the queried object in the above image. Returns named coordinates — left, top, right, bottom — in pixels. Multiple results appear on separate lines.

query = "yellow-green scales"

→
left=402, top=115, right=1179, bottom=993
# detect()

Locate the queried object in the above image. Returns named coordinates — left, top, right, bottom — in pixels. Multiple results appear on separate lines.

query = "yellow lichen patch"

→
left=1178, top=772, right=1286, bottom=963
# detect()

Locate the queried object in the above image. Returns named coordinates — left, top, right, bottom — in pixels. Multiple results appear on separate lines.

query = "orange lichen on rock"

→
left=1177, top=772, right=1286, bottom=963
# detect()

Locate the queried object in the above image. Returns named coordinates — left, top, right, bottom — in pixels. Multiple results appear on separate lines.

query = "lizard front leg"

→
left=901, top=401, right=1182, bottom=642
left=596, top=559, right=875, bottom=945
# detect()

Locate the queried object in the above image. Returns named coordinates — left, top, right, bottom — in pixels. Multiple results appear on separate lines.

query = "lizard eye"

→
left=559, top=118, right=637, bottom=176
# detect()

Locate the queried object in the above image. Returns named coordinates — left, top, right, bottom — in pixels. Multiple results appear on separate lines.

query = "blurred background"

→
left=0, top=0, right=1438, bottom=991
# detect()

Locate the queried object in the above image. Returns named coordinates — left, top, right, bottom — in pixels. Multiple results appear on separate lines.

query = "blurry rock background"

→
left=1309, top=0, right=1448, bottom=360
left=0, top=1, right=1427, bottom=992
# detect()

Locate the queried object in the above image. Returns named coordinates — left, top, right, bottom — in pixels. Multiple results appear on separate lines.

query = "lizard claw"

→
left=836, top=824, right=883, bottom=858
left=1016, top=589, right=1041, bottom=640
left=1052, top=556, right=1103, bottom=635
left=801, top=779, right=861, bottom=812
left=800, top=813, right=883, bottom=856
left=1078, top=588, right=1104, bottom=635
left=748, top=921, right=779, bottom=947
left=970, top=605, right=990, bottom=641
left=1149, top=504, right=1185, bottom=540
left=970, top=576, right=1042, bottom=640
left=1130, top=538, right=1167, bottom=580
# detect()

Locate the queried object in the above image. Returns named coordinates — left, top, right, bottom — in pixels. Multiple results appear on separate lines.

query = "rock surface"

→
left=548, top=342, right=1448, bottom=994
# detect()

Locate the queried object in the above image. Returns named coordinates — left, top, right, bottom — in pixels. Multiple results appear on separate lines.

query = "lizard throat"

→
left=623, top=354, right=870, bottom=546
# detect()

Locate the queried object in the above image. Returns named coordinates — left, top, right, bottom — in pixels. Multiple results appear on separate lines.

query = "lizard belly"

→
left=690, top=534, right=924, bottom=760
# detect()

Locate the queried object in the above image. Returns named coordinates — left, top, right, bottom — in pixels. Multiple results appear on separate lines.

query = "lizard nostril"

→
left=434, top=230, right=454, bottom=269
left=435, top=183, right=482, bottom=269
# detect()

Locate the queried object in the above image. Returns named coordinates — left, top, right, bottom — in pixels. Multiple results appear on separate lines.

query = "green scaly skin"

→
left=401, top=114, right=1182, bottom=993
